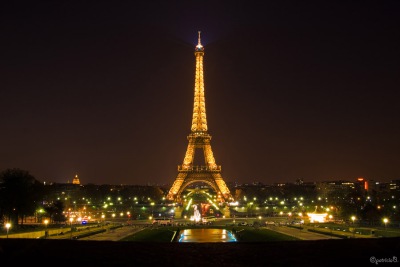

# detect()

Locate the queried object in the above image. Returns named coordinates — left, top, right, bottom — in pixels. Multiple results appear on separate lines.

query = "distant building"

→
left=72, top=174, right=80, bottom=185
left=316, top=180, right=356, bottom=201
left=356, top=177, right=368, bottom=191
left=389, top=180, right=400, bottom=191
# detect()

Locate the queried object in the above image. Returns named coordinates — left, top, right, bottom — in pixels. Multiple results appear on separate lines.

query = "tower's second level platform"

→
left=178, top=165, right=221, bottom=172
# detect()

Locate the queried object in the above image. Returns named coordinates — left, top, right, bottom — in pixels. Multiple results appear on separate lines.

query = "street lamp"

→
left=5, top=223, right=11, bottom=238
left=351, top=216, right=356, bottom=238
left=151, top=202, right=155, bottom=217
left=44, top=219, right=49, bottom=239
left=133, top=197, right=137, bottom=219
left=101, top=214, right=105, bottom=228
left=69, top=217, right=74, bottom=240
left=248, top=202, right=253, bottom=217
left=383, top=218, right=389, bottom=235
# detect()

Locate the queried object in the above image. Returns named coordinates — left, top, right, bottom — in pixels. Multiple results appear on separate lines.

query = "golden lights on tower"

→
left=167, top=32, right=233, bottom=203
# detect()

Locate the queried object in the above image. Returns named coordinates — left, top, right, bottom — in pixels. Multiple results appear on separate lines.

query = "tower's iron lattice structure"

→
left=167, top=32, right=233, bottom=203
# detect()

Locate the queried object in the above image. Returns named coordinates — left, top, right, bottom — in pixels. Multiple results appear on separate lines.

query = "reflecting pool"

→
left=178, top=228, right=237, bottom=243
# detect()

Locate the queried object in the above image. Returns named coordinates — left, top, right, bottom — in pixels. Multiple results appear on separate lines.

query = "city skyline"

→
left=1, top=1, right=399, bottom=185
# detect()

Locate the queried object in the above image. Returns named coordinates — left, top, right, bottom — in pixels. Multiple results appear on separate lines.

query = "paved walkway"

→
left=265, top=225, right=378, bottom=240
left=265, top=225, right=342, bottom=240
left=79, top=225, right=145, bottom=241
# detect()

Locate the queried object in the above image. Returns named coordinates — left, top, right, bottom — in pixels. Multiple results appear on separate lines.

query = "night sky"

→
left=1, top=1, right=399, bottom=185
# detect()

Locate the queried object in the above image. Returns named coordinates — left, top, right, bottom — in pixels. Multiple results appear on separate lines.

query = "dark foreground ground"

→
left=1, top=238, right=399, bottom=267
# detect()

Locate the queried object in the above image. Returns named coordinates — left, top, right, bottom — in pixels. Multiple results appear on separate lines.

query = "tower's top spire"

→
left=195, top=30, right=204, bottom=51
left=191, top=31, right=207, bottom=132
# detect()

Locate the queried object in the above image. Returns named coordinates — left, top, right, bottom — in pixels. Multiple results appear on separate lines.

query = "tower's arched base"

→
left=167, top=170, right=233, bottom=204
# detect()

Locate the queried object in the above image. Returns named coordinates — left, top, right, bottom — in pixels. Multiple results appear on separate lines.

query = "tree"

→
left=360, top=202, right=382, bottom=226
left=0, top=168, right=45, bottom=227
left=45, top=200, right=66, bottom=224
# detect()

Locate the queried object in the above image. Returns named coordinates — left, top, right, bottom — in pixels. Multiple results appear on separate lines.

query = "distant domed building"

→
left=72, top=174, right=80, bottom=185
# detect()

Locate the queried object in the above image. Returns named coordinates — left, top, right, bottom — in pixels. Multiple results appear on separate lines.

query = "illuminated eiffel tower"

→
left=167, top=32, right=233, bottom=204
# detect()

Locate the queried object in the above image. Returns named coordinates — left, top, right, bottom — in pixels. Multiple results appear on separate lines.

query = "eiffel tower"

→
left=167, top=32, right=233, bottom=204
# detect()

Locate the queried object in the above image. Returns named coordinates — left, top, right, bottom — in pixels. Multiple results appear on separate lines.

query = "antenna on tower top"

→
left=198, top=31, right=201, bottom=46
left=196, top=31, right=203, bottom=50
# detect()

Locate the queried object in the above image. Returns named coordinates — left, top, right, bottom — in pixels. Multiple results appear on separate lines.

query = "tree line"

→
left=0, top=168, right=66, bottom=228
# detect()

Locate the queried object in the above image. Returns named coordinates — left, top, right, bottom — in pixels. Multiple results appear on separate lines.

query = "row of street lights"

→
left=2, top=214, right=390, bottom=239
left=3, top=221, right=48, bottom=239
left=350, top=216, right=389, bottom=226
left=350, top=216, right=390, bottom=237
